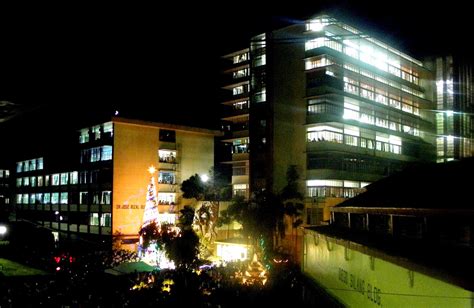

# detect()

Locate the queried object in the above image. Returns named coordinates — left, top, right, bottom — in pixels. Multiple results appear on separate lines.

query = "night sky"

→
left=0, top=1, right=472, bottom=161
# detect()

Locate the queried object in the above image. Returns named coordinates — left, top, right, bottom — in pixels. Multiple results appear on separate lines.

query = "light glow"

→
left=148, top=165, right=156, bottom=175
left=200, top=174, right=209, bottom=183
left=0, top=225, right=7, bottom=235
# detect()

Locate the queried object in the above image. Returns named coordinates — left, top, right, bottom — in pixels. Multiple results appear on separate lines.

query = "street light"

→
left=0, top=225, right=7, bottom=235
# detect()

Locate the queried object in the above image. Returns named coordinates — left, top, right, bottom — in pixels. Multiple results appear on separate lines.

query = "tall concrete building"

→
left=221, top=14, right=436, bottom=224
left=13, top=117, right=219, bottom=249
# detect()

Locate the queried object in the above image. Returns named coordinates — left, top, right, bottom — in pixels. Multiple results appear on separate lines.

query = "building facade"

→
left=433, top=55, right=474, bottom=162
left=221, top=14, right=436, bottom=224
left=0, top=168, right=10, bottom=220
left=13, top=117, right=219, bottom=249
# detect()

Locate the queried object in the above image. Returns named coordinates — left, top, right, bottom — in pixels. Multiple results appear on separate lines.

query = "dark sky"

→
left=0, top=1, right=472, bottom=161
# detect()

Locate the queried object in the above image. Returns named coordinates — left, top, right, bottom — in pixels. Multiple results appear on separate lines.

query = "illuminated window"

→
left=38, top=176, right=44, bottom=187
left=100, top=213, right=111, bottom=227
left=60, top=192, right=68, bottom=204
left=16, top=162, right=23, bottom=173
left=90, top=213, right=100, bottom=226
left=79, top=192, right=88, bottom=205
left=43, top=193, right=51, bottom=204
left=158, top=193, right=176, bottom=205
left=101, top=191, right=111, bottom=205
left=101, top=146, right=112, bottom=161
left=233, top=52, right=248, bottom=64
left=79, top=129, right=89, bottom=144
left=70, top=171, right=78, bottom=184
left=51, top=193, right=59, bottom=205
left=159, top=149, right=177, bottom=163
left=52, top=174, right=60, bottom=186
left=37, top=158, right=43, bottom=170
left=29, top=159, right=36, bottom=171
left=159, top=171, right=175, bottom=184
left=60, top=173, right=69, bottom=185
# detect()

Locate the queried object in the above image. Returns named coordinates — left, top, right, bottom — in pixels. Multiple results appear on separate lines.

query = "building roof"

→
left=337, top=158, right=474, bottom=209
left=112, top=117, right=223, bottom=136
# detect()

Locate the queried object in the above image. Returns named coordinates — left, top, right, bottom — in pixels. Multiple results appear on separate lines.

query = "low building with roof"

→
left=302, top=158, right=474, bottom=307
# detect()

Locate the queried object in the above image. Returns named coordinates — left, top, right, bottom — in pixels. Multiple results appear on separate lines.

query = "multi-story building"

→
left=0, top=168, right=11, bottom=220
left=432, top=55, right=474, bottom=162
left=221, top=14, right=436, bottom=224
left=13, top=117, right=219, bottom=249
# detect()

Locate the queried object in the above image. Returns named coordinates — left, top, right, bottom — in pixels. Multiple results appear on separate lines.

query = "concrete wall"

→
left=112, top=121, right=215, bottom=246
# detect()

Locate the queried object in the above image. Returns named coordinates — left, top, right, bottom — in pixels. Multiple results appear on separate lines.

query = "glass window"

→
left=60, top=192, right=68, bottom=204
left=60, top=173, right=69, bottom=185
left=16, top=178, right=22, bottom=187
left=22, top=194, right=29, bottom=204
left=36, top=157, right=44, bottom=170
left=159, top=171, right=175, bottom=184
left=70, top=171, right=78, bottom=184
left=101, top=146, right=112, bottom=161
left=17, top=162, right=23, bottom=173
left=30, top=176, right=37, bottom=187
left=159, top=150, right=177, bottom=163
left=101, top=191, right=111, bottom=205
left=23, top=177, right=30, bottom=186
left=52, top=174, right=60, bottom=186
left=80, top=192, right=88, bottom=205
left=29, top=160, right=36, bottom=171
left=38, top=176, right=44, bottom=187
left=16, top=194, right=22, bottom=204
left=51, top=193, right=59, bottom=204
left=90, top=213, right=100, bottom=226
left=100, top=213, right=112, bottom=227
left=43, top=193, right=51, bottom=204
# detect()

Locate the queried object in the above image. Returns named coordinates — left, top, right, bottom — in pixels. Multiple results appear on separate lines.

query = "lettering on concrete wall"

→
left=115, top=204, right=146, bottom=210
left=338, top=267, right=382, bottom=306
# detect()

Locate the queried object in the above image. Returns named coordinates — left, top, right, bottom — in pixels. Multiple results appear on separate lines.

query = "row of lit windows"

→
left=307, top=125, right=402, bottom=155
left=79, top=122, right=113, bottom=144
left=90, top=213, right=112, bottom=227
left=233, top=184, right=248, bottom=197
left=0, top=169, right=9, bottom=178
left=307, top=130, right=402, bottom=154
left=16, top=158, right=44, bottom=173
left=307, top=55, right=424, bottom=100
left=16, top=192, right=68, bottom=205
left=304, top=36, right=420, bottom=86
left=306, top=179, right=370, bottom=198
left=80, top=146, right=113, bottom=163
left=16, top=172, right=79, bottom=188
left=308, top=99, right=420, bottom=136
left=341, top=75, right=420, bottom=119
left=79, top=191, right=112, bottom=205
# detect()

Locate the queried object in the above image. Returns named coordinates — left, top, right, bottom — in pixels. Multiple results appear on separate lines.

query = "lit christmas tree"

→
left=138, top=166, right=177, bottom=269
left=142, top=166, right=160, bottom=227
